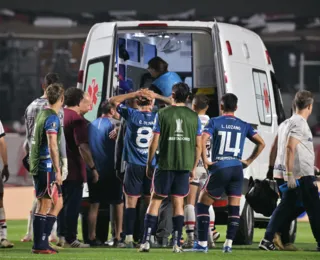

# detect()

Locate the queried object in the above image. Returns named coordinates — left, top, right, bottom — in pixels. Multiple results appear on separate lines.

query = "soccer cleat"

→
left=188, top=241, right=208, bottom=253
left=259, top=239, right=276, bottom=251
left=209, top=241, right=216, bottom=249
left=117, top=241, right=135, bottom=248
left=273, top=233, right=284, bottom=250
left=68, top=239, right=90, bottom=248
left=57, top=236, right=65, bottom=247
left=283, top=243, right=300, bottom=251
left=222, top=246, right=232, bottom=253
left=49, top=242, right=63, bottom=251
left=0, top=239, right=14, bottom=248
left=139, top=241, right=150, bottom=252
left=182, top=239, right=194, bottom=249
left=173, top=245, right=183, bottom=253
left=212, top=231, right=220, bottom=242
left=32, top=249, right=57, bottom=254
left=87, top=239, right=102, bottom=247
left=21, top=235, right=32, bottom=242
left=49, top=234, right=58, bottom=243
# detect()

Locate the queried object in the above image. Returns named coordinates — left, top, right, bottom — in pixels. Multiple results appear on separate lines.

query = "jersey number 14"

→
left=218, top=131, right=241, bottom=157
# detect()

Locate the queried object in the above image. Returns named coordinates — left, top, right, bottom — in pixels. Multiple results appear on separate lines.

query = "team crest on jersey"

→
left=51, top=122, right=57, bottom=128
left=175, top=119, right=184, bottom=133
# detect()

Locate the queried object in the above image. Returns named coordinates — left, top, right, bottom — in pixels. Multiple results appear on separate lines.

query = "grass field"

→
left=0, top=220, right=319, bottom=259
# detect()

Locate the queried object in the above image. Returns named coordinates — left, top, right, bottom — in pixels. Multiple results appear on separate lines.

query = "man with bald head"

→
left=57, top=88, right=98, bottom=248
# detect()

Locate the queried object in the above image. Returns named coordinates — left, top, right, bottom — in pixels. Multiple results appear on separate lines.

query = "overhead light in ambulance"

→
left=138, top=23, right=168, bottom=27
left=132, top=33, right=146, bottom=38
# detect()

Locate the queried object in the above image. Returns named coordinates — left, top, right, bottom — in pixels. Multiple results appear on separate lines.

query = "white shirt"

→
left=274, top=114, right=314, bottom=180
left=196, top=114, right=211, bottom=173
left=0, top=120, right=5, bottom=138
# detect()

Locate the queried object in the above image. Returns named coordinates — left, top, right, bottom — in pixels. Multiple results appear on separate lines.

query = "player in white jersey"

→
left=0, top=120, right=14, bottom=248
left=260, top=90, right=320, bottom=252
left=21, top=73, right=67, bottom=244
left=183, top=94, right=219, bottom=248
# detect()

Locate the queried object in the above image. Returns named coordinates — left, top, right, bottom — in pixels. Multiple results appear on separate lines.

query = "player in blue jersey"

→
left=87, top=100, right=122, bottom=246
left=191, top=93, right=265, bottom=253
left=109, top=89, right=171, bottom=247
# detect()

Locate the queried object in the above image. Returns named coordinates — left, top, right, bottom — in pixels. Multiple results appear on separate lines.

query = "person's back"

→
left=88, top=117, right=116, bottom=175
left=152, top=72, right=182, bottom=97
left=206, top=115, right=257, bottom=170
left=156, top=106, right=199, bottom=171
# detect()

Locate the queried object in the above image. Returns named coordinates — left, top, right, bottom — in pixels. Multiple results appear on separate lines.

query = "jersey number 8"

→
left=218, top=131, right=241, bottom=157
left=136, top=127, right=153, bottom=148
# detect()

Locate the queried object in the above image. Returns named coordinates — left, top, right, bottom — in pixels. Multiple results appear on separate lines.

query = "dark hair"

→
left=294, top=90, right=313, bottom=110
left=46, top=83, right=64, bottom=105
left=44, top=73, right=60, bottom=88
left=136, top=96, right=152, bottom=107
left=148, top=57, right=168, bottom=74
left=172, top=83, right=190, bottom=103
left=100, top=100, right=114, bottom=115
left=64, top=87, right=84, bottom=107
left=193, top=94, right=209, bottom=110
left=221, top=93, right=238, bottom=112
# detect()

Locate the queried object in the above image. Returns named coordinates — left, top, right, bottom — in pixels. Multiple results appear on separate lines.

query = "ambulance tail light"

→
left=138, top=23, right=168, bottom=27
left=77, top=70, right=84, bottom=83
left=82, top=42, right=86, bottom=53
left=226, top=41, right=232, bottom=55
left=266, top=50, right=271, bottom=64
left=224, top=72, right=228, bottom=83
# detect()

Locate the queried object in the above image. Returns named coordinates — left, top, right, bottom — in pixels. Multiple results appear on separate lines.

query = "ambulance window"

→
left=83, top=56, right=110, bottom=122
left=252, top=69, right=272, bottom=126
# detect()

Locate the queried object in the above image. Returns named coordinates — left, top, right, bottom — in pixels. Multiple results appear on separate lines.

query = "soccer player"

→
left=192, top=93, right=265, bottom=253
left=139, top=83, right=202, bottom=253
left=0, top=120, right=13, bottom=248
left=183, top=94, right=219, bottom=248
left=259, top=90, right=320, bottom=252
left=110, top=89, right=171, bottom=248
left=87, top=100, right=122, bottom=246
left=29, top=83, right=65, bottom=254
left=22, top=73, right=67, bottom=243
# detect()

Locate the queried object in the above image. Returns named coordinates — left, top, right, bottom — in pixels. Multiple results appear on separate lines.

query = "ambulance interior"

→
left=115, top=31, right=220, bottom=117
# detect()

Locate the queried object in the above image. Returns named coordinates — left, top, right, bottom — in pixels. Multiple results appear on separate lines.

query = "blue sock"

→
left=44, top=215, right=56, bottom=247
left=125, top=208, right=136, bottom=236
left=172, top=215, right=184, bottom=247
left=196, top=203, right=210, bottom=243
left=142, top=214, right=157, bottom=243
left=226, top=205, right=240, bottom=240
left=33, top=214, right=47, bottom=249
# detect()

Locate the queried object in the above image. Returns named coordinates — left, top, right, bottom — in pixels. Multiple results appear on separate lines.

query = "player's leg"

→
left=122, top=164, right=143, bottom=247
left=299, top=176, right=320, bottom=250
left=87, top=178, right=101, bottom=245
left=139, top=169, right=170, bottom=252
left=183, top=183, right=198, bottom=247
left=21, top=194, right=37, bottom=242
left=0, top=192, right=14, bottom=248
left=171, top=170, right=191, bottom=252
left=208, top=205, right=220, bottom=247
left=192, top=170, right=224, bottom=252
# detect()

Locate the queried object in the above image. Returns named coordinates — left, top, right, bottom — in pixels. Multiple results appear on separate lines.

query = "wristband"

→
left=90, top=166, right=96, bottom=171
left=286, top=172, right=293, bottom=176
left=268, top=166, right=274, bottom=171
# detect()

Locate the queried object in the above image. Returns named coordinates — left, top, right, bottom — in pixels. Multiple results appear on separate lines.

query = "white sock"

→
left=184, top=204, right=196, bottom=234
left=224, top=239, right=233, bottom=248
left=198, top=241, right=208, bottom=247
left=208, top=206, right=215, bottom=242
left=126, top=235, right=133, bottom=242
left=50, top=220, right=57, bottom=236
left=150, top=235, right=155, bottom=244
left=0, top=207, right=7, bottom=240
left=26, top=199, right=37, bottom=236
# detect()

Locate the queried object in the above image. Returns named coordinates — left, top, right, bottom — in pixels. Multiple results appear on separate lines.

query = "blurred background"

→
left=0, top=0, right=320, bottom=186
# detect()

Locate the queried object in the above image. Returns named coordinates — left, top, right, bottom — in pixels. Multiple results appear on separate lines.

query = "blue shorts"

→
left=203, top=165, right=243, bottom=199
left=33, top=171, right=62, bottom=200
left=152, top=169, right=190, bottom=197
left=123, top=163, right=151, bottom=197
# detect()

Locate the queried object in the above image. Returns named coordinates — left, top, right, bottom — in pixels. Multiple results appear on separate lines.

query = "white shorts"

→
left=191, top=167, right=208, bottom=188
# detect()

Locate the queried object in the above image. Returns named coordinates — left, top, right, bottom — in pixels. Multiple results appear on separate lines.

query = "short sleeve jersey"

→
left=203, top=115, right=257, bottom=170
left=29, top=109, right=61, bottom=174
left=117, top=104, right=156, bottom=166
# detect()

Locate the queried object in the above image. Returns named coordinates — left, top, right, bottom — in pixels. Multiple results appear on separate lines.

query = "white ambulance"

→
left=77, top=21, right=289, bottom=245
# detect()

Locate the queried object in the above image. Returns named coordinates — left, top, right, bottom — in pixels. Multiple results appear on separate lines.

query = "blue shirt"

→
left=117, top=104, right=156, bottom=166
left=203, top=115, right=257, bottom=170
left=152, top=72, right=182, bottom=97
left=39, top=114, right=60, bottom=172
left=88, top=117, right=116, bottom=176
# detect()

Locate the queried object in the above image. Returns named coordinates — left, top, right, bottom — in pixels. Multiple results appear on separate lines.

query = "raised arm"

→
left=109, top=91, right=140, bottom=107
